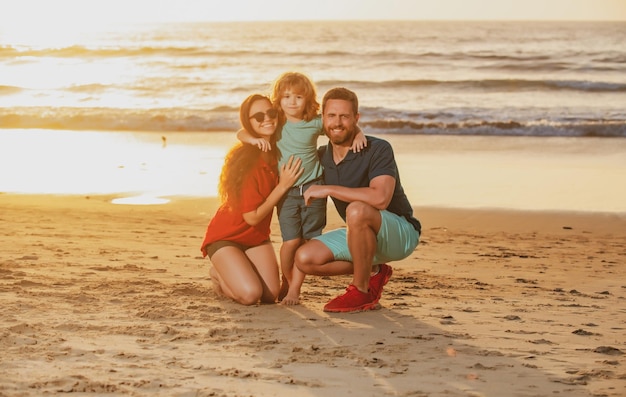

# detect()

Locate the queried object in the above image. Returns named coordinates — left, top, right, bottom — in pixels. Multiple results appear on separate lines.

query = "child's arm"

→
left=236, top=128, right=272, bottom=152
left=350, top=125, right=367, bottom=153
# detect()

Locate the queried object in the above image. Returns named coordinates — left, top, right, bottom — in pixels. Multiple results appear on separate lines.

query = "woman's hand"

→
left=278, top=155, right=304, bottom=189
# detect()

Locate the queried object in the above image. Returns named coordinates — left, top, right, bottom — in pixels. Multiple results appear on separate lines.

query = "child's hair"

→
left=218, top=94, right=277, bottom=209
left=271, top=71, right=320, bottom=122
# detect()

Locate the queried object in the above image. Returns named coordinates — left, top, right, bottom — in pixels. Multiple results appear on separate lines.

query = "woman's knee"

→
left=233, top=284, right=263, bottom=305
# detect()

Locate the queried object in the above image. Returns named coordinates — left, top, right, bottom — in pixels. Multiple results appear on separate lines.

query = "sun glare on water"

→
left=0, top=130, right=226, bottom=201
left=111, top=195, right=171, bottom=205
left=0, top=2, right=230, bottom=204
left=2, top=5, right=122, bottom=48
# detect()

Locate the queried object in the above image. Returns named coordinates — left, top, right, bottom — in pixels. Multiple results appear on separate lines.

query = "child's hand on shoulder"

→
left=237, top=128, right=272, bottom=152
left=351, top=127, right=367, bottom=153
left=251, top=137, right=272, bottom=152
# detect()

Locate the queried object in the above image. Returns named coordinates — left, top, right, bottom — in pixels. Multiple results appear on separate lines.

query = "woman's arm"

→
left=242, top=156, right=303, bottom=225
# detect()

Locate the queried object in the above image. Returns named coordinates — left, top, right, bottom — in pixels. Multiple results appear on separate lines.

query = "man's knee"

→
left=345, top=201, right=378, bottom=228
left=294, top=245, right=315, bottom=272
left=294, top=241, right=330, bottom=273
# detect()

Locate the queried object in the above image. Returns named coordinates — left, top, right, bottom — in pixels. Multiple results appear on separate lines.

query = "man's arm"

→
left=303, top=175, right=395, bottom=210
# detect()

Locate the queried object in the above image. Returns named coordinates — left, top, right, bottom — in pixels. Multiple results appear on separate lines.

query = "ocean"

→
left=1, top=20, right=626, bottom=210
left=1, top=20, right=625, bottom=137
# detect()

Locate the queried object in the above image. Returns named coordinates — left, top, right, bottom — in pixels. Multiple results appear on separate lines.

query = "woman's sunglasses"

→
left=249, top=108, right=278, bottom=123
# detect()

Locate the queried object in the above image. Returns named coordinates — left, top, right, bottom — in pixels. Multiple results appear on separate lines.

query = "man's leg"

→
left=317, top=202, right=383, bottom=313
left=345, top=201, right=382, bottom=293
left=296, top=202, right=382, bottom=283
left=295, top=239, right=351, bottom=276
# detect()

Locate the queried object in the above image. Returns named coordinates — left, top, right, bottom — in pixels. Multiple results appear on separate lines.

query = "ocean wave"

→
left=4, top=43, right=624, bottom=75
left=362, top=118, right=626, bottom=137
left=318, top=78, right=626, bottom=93
left=0, top=85, right=22, bottom=95
left=2, top=106, right=625, bottom=138
left=0, top=107, right=238, bottom=132
left=7, top=77, right=623, bottom=99
left=0, top=44, right=271, bottom=59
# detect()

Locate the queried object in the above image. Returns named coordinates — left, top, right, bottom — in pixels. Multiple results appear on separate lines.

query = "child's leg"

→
left=282, top=262, right=305, bottom=305
left=278, top=238, right=302, bottom=303
left=282, top=194, right=327, bottom=304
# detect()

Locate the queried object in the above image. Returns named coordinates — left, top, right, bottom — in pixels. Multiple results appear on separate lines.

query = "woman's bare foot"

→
left=278, top=275, right=289, bottom=302
left=209, top=267, right=225, bottom=297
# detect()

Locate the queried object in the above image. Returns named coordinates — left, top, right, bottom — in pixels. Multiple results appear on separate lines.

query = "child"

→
left=237, top=72, right=366, bottom=305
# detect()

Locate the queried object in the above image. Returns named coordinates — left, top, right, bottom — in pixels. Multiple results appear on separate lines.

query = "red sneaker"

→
left=369, top=263, right=392, bottom=303
left=323, top=285, right=378, bottom=313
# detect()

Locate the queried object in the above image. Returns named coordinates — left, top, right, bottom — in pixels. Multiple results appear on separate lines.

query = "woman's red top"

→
left=201, top=156, right=278, bottom=257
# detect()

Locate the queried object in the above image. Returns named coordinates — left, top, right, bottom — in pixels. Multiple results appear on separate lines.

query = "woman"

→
left=201, top=94, right=303, bottom=305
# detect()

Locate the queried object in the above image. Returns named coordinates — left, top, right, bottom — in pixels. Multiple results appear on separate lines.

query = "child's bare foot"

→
left=280, top=292, right=300, bottom=305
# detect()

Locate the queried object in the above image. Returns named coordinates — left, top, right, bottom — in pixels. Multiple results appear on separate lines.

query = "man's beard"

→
left=327, top=126, right=355, bottom=145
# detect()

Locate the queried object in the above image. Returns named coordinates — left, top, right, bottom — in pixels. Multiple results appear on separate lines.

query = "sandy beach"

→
left=1, top=133, right=625, bottom=396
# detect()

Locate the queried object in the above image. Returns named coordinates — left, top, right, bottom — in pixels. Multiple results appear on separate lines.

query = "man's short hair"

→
left=322, top=87, right=359, bottom=115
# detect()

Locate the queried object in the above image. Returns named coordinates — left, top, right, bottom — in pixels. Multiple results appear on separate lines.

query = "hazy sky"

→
left=2, top=0, right=626, bottom=28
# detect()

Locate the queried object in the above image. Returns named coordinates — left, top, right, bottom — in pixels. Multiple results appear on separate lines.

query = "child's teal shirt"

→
left=276, top=115, right=324, bottom=186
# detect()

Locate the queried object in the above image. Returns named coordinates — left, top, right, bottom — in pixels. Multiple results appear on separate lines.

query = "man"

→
left=295, top=87, right=421, bottom=313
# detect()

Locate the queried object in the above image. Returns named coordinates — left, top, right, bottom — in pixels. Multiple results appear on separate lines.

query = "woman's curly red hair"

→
left=218, top=94, right=277, bottom=210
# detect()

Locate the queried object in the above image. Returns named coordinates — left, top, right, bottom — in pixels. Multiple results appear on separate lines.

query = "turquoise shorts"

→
left=313, top=210, right=420, bottom=264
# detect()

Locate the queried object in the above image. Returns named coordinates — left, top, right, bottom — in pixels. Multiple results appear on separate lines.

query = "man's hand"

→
left=303, top=184, right=329, bottom=206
